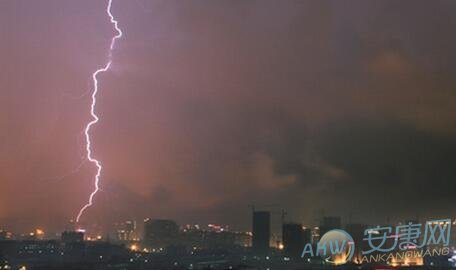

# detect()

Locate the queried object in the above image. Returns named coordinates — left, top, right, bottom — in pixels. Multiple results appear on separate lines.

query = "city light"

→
left=129, top=244, right=139, bottom=251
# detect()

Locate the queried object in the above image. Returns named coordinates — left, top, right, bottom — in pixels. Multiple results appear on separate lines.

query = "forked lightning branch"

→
left=76, top=0, right=123, bottom=223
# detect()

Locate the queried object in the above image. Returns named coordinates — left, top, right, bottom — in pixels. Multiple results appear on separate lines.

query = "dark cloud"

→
left=316, top=116, right=456, bottom=218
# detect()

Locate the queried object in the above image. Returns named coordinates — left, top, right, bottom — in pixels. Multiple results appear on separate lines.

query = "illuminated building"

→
left=34, top=229, right=45, bottom=240
left=311, top=226, right=320, bottom=243
left=234, top=231, right=252, bottom=247
left=0, top=230, right=13, bottom=240
left=116, top=220, right=137, bottom=241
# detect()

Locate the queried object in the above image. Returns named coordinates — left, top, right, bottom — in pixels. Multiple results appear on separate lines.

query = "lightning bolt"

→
left=76, top=0, right=122, bottom=223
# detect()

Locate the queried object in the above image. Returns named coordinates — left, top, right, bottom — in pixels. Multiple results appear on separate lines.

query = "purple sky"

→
left=1, top=0, right=456, bottom=233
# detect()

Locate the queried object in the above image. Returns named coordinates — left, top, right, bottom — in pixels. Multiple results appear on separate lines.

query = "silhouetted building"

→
left=17, top=240, right=59, bottom=262
left=282, top=223, right=305, bottom=258
left=319, top=216, right=341, bottom=236
left=345, top=223, right=367, bottom=262
left=144, top=219, right=179, bottom=248
left=201, top=231, right=236, bottom=249
left=252, top=211, right=270, bottom=254
left=61, top=231, right=84, bottom=243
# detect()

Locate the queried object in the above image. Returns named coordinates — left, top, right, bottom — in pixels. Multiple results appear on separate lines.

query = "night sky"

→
left=1, top=0, right=456, bottom=233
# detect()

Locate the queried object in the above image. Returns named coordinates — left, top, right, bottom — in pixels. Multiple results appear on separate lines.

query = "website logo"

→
left=302, top=229, right=355, bottom=265
left=301, top=218, right=452, bottom=266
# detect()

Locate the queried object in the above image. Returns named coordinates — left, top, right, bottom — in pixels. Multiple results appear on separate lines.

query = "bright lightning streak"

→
left=76, top=0, right=122, bottom=223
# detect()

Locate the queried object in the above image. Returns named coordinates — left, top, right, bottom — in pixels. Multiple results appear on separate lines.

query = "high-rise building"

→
left=319, top=216, right=341, bottom=236
left=282, top=223, right=306, bottom=258
left=116, top=220, right=137, bottom=241
left=345, top=223, right=367, bottom=262
left=144, top=219, right=179, bottom=248
left=302, top=227, right=311, bottom=244
left=252, top=211, right=270, bottom=254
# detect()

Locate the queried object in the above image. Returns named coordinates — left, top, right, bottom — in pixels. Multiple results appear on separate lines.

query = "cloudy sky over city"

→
left=1, top=0, right=456, bottom=232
